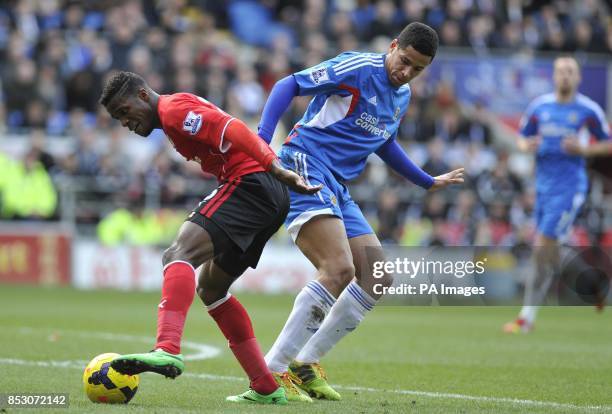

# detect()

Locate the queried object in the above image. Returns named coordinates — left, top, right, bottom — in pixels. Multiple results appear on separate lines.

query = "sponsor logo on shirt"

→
left=310, top=67, right=330, bottom=84
left=368, top=95, right=377, bottom=106
left=183, top=111, right=203, bottom=135
left=355, top=112, right=392, bottom=139
left=539, top=123, right=576, bottom=137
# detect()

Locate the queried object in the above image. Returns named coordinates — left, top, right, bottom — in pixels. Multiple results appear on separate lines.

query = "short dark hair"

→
left=397, top=22, right=439, bottom=59
left=99, top=71, right=147, bottom=106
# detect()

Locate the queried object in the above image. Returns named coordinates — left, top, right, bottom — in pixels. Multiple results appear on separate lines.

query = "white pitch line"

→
left=0, top=358, right=84, bottom=369
left=1, top=358, right=610, bottom=412
left=14, top=327, right=221, bottom=361
left=335, top=385, right=612, bottom=412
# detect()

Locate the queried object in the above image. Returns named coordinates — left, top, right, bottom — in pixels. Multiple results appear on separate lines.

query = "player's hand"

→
left=517, top=136, right=541, bottom=153
left=429, top=168, right=465, bottom=191
left=269, top=160, right=323, bottom=195
left=562, top=136, right=586, bottom=156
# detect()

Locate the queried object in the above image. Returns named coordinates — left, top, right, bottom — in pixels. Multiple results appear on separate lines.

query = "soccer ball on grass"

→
left=83, top=353, right=139, bottom=404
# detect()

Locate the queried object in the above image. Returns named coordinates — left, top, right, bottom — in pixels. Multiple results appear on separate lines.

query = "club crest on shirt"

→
left=183, top=111, right=202, bottom=135
left=310, top=67, right=329, bottom=84
left=568, top=111, right=578, bottom=123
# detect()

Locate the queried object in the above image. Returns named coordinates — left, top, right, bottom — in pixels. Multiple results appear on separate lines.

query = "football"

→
left=83, top=353, right=139, bottom=404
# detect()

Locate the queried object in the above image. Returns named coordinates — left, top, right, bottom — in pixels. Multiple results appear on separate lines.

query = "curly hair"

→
left=99, top=71, right=147, bottom=106
left=397, top=22, right=439, bottom=59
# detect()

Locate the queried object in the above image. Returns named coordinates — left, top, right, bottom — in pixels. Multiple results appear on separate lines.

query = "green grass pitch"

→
left=1, top=285, right=611, bottom=413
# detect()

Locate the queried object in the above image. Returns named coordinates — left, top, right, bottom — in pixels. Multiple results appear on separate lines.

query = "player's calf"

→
left=359, top=272, right=394, bottom=301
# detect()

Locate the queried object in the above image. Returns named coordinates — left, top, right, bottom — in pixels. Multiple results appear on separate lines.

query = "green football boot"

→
left=111, top=349, right=184, bottom=379
left=226, top=387, right=288, bottom=405
left=272, top=372, right=313, bottom=403
left=289, top=361, right=341, bottom=401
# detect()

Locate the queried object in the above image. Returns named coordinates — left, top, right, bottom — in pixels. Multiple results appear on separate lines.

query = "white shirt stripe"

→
left=576, top=94, right=610, bottom=135
left=332, top=53, right=381, bottom=66
left=305, top=94, right=353, bottom=129
left=333, top=55, right=383, bottom=71
left=335, top=61, right=384, bottom=75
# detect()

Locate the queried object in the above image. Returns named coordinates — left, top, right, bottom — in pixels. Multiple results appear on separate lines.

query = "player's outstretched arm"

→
left=222, top=119, right=322, bottom=194
left=258, top=75, right=299, bottom=144
left=269, top=160, right=323, bottom=195
left=376, top=139, right=465, bottom=191
left=429, top=168, right=465, bottom=191
left=375, top=139, right=435, bottom=189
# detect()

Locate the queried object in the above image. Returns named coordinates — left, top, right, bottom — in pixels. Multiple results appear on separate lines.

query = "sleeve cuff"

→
left=263, top=153, right=278, bottom=171
left=424, top=175, right=435, bottom=189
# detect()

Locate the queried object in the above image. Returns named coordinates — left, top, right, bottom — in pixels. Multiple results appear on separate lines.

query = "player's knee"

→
left=162, top=243, right=200, bottom=268
left=323, top=260, right=355, bottom=292
left=337, top=262, right=356, bottom=286
left=161, top=245, right=180, bottom=266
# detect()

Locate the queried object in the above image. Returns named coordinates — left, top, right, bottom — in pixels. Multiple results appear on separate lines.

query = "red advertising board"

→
left=0, top=233, right=71, bottom=285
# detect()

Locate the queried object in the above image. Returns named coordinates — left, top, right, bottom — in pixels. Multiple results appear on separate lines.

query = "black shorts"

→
left=187, top=172, right=290, bottom=277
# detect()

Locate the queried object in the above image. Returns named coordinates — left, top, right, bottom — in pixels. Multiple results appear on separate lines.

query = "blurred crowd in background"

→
left=0, top=0, right=611, bottom=248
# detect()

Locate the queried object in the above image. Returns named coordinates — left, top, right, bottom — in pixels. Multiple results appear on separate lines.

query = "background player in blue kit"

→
left=504, top=56, right=611, bottom=334
left=257, top=22, right=464, bottom=401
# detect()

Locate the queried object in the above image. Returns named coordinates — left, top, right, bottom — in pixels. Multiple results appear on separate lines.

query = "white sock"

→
left=265, top=280, right=335, bottom=373
left=296, top=281, right=375, bottom=363
left=518, top=305, right=538, bottom=324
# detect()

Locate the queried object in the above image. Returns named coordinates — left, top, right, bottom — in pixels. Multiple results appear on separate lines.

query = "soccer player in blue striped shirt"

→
left=256, top=22, right=464, bottom=401
left=503, top=56, right=611, bottom=334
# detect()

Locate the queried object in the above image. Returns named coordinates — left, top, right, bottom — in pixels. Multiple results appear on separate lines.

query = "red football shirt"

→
left=157, top=93, right=270, bottom=181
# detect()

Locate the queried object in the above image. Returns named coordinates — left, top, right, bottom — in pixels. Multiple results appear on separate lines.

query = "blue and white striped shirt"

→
left=520, top=92, right=610, bottom=195
left=285, top=51, right=411, bottom=181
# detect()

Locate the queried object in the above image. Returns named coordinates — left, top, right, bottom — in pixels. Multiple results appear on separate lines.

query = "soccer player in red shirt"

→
left=99, top=71, right=321, bottom=405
